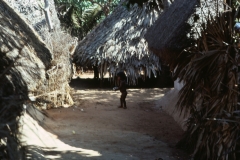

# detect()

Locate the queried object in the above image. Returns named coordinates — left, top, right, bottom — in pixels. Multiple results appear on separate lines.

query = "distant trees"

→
left=54, top=0, right=120, bottom=39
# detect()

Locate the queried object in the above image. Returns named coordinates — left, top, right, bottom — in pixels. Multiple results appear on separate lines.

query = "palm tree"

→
left=54, top=0, right=120, bottom=39
left=145, top=0, right=240, bottom=159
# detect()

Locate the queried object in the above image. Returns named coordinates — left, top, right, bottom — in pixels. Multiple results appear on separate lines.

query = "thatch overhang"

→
left=0, top=0, right=52, bottom=92
left=0, top=1, right=75, bottom=158
left=5, top=0, right=61, bottom=39
left=2, top=0, right=76, bottom=108
left=145, top=0, right=224, bottom=68
left=0, top=0, right=54, bottom=158
left=73, top=0, right=167, bottom=85
left=145, top=0, right=198, bottom=66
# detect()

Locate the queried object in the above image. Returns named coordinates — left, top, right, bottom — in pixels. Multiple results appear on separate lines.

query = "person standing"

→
left=113, top=72, right=128, bottom=109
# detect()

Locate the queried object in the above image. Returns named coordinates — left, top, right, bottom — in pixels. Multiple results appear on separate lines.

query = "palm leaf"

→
left=175, top=11, right=240, bottom=160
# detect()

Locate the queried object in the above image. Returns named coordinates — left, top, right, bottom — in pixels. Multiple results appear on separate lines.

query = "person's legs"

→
left=118, top=98, right=123, bottom=108
left=122, top=92, right=127, bottom=109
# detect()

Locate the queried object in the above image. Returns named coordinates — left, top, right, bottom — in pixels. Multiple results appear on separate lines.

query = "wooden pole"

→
left=44, top=0, right=53, bottom=31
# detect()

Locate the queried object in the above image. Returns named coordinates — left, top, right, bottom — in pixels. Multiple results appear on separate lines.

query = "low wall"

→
left=156, top=88, right=189, bottom=131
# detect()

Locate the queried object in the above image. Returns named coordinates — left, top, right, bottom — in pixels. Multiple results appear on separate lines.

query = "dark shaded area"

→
left=70, top=67, right=173, bottom=89
left=125, top=0, right=164, bottom=9
left=0, top=64, right=28, bottom=159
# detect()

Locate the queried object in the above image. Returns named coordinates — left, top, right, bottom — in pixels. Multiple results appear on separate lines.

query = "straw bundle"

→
left=34, top=30, right=76, bottom=108
left=73, top=0, right=166, bottom=85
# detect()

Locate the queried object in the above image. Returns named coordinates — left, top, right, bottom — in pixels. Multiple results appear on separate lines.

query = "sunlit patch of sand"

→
left=19, top=113, right=102, bottom=159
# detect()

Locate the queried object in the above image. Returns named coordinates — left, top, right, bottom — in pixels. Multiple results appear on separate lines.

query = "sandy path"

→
left=39, top=88, right=189, bottom=160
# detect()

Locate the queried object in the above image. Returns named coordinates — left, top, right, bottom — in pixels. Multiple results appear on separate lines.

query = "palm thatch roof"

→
left=73, top=0, right=166, bottom=85
left=5, top=0, right=61, bottom=39
left=0, top=0, right=52, bottom=92
left=0, top=0, right=76, bottom=158
left=0, top=0, right=53, bottom=158
left=4, top=0, right=76, bottom=108
left=145, top=0, right=223, bottom=66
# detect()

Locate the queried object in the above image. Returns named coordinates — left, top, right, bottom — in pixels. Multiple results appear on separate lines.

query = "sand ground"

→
left=20, top=80, right=189, bottom=159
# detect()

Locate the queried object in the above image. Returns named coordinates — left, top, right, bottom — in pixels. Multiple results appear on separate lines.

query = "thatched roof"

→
left=145, top=0, right=198, bottom=57
left=4, top=0, right=76, bottom=108
left=73, top=0, right=166, bottom=85
left=5, top=0, right=61, bottom=39
left=145, top=0, right=223, bottom=63
left=0, top=1, right=75, bottom=158
left=0, top=0, right=54, bottom=158
left=0, top=0, right=52, bottom=92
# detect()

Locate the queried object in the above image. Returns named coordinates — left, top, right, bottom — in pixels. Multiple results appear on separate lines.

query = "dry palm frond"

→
left=175, top=11, right=240, bottom=160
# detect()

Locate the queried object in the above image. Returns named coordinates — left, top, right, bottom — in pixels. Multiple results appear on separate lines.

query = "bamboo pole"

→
left=44, top=0, right=53, bottom=31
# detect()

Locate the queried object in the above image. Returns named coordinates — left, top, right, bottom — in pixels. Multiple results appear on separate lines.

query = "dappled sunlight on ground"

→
left=19, top=87, right=189, bottom=159
left=73, top=88, right=168, bottom=106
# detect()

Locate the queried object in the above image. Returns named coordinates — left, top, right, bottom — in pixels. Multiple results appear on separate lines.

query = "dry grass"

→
left=32, top=29, right=77, bottom=109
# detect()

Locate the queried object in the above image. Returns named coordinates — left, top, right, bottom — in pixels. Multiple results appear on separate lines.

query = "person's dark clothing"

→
left=120, top=92, right=127, bottom=108
left=119, top=80, right=127, bottom=93
left=118, top=80, right=127, bottom=108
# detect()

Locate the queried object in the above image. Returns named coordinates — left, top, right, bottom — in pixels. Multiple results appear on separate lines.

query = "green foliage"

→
left=54, top=0, right=120, bottom=39
left=123, top=0, right=170, bottom=9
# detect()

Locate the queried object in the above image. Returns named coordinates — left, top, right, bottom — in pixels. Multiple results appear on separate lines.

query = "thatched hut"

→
left=73, top=0, right=168, bottom=85
left=145, top=0, right=240, bottom=159
left=0, top=0, right=53, bottom=158
left=0, top=0, right=76, bottom=158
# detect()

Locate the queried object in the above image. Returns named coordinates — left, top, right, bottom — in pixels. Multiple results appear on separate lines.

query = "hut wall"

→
left=145, top=0, right=225, bottom=137
left=174, top=78, right=184, bottom=90
left=156, top=89, right=189, bottom=131
left=0, top=2, right=53, bottom=157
